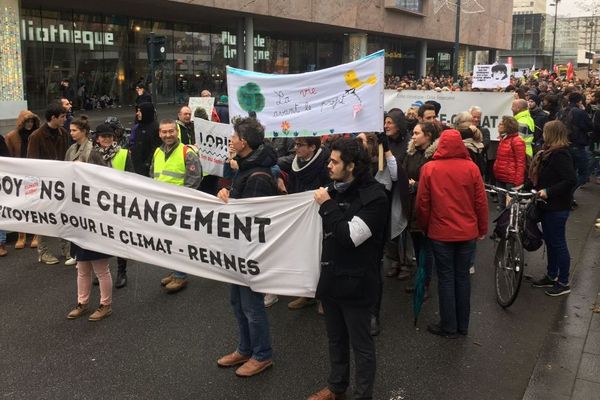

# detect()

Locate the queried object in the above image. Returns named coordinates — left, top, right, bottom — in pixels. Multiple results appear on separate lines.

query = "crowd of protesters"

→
left=1, top=68, right=598, bottom=400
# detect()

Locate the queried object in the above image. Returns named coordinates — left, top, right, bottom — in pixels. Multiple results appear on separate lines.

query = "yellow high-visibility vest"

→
left=111, top=149, right=129, bottom=171
left=152, top=143, right=186, bottom=186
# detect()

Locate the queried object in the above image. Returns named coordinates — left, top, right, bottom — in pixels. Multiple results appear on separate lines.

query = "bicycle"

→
left=485, top=184, right=538, bottom=308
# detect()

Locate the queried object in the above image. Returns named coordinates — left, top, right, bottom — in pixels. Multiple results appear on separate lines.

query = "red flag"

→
left=566, top=61, right=574, bottom=80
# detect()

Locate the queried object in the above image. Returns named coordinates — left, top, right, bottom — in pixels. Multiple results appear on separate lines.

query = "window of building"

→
left=385, top=0, right=423, bottom=13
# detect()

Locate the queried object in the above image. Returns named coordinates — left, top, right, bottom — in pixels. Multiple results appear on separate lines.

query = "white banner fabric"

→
left=188, top=97, right=215, bottom=117
left=194, top=118, right=231, bottom=177
left=472, top=64, right=512, bottom=89
left=0, top=158, right=322, bottom=297
left=384, top=89, right=514, bottom=139
left=227, top=50, right=385, bottom=137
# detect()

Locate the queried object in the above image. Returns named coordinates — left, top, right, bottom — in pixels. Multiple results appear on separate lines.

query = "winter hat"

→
left=94, top=123, right=115, bottom=136
left=528, top=94, right=541, bottom=106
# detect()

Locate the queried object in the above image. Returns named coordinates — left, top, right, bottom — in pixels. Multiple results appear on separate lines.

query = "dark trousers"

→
left=117, top=257, right=127, bottom=274
left=431, top=240, right=476, bottom=334
left=541, top=210, right=570, bottom=285
left=322, top=298, right=376, bottom=400
left=569, top=145, right=591, bottom=188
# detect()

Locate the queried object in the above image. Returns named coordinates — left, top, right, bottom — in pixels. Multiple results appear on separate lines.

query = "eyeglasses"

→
left=294, top=142, right=308, bottom=148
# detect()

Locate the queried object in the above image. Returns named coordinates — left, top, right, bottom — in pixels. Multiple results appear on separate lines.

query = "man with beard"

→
left=280, top=136, right=331, bottom=310
left=308, top=137, right=388, bottom=400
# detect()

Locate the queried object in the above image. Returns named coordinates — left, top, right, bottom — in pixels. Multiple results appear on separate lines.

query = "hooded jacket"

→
left=403, top=138, right=438, bottom=231
left=229, top=143, right=278, bottom=199
left=416, top=130, right=488, bottom=242
left=5, top=111, right=41, bottom=158
left=131, top=102, right=161, bottom=176
left=493, top=132, right=526, bottom=186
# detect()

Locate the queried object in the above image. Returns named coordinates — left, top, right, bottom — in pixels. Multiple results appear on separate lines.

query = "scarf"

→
left=333, top=180, right=352, bottom=193
left=95, top=142, right=120, bottom=163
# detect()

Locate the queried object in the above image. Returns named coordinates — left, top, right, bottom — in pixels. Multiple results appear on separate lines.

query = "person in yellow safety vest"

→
left=512, top=99, right=535, bottom=158
left=88, top=123, right=135, bottom=290
left=176, top=106, right=195, bottom=146
left=150, top=119, right=203, bottom=293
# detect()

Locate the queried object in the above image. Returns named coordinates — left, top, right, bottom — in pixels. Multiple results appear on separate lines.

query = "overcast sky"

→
left=546, top=0, right=598, bottom=17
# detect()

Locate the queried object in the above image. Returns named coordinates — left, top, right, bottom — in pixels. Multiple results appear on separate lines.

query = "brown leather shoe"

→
left=30, top=235, right=39, bottom=248
left=288, top=297, right=317, bottom=310
left=217, top=351, right=251, bottom=368
left=15, top=233, right=26, bottom=249
left=67, top=303, right=89, bottom=319
left=88, top=304, right=112, bottom=321
left=235, top=358, right=273, bottom=377
left=0, top=244, right=7, bottom=257
left=160, top=273, right=174, bottom=286
left=307, top=387, right=346, bottom=400
left=165, top=277, right=187, bottom=293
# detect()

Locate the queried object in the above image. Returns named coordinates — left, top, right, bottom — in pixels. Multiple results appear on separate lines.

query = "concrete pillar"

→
left=418, top=41, right=427, bottom=78
left=244, top=16, right=254, bottom=71
left=348, top=33, right=367, bottom=61
left=236, top=18, right=245, bottom=69
left=0, top=0, right=27, bottom=132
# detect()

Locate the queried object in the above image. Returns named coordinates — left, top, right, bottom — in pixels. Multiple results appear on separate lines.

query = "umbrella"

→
left=413, top=248, right=427, bottom=327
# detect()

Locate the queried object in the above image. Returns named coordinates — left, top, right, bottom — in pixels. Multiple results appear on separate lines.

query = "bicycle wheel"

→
left=494, top=233, right=525, bottom=308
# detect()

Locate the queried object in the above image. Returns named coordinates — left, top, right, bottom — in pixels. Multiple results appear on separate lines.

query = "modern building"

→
left=501, top=0, right=600, bottom=70
left=1, top=0, right=513, bottom=128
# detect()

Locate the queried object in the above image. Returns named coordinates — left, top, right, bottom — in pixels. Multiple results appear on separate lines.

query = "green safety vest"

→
left=515, top=110, right=535, bottom=158
left=111, top=149, right=129, bottom=171
left=152, top=143, right=186, bottom=186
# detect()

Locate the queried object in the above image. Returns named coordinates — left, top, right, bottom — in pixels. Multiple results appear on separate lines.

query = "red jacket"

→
left=416, top=130, right=489, bottom=242
left=493, top=133, right=526, bottom=186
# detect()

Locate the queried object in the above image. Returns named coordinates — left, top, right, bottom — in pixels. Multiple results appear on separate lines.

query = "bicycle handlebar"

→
left=485, top=184, right=536, bottom=199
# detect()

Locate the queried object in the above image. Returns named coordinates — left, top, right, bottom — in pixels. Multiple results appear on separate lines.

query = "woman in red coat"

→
left=493, top=116, right=526, bottom=208
left=416, top=129, right=488, bottom=338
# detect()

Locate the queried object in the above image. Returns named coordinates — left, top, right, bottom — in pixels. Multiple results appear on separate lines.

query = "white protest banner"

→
left=384, top=89, right=514, bottom=139
left=188, top=97, right=215, bottom=117
left=194, top=118, right=231, bottom=177
left=0, top=158, right=322, bottom=297
left=227, top=50, right=384, bottom=137
left=472, top=64, right=511, bottom=89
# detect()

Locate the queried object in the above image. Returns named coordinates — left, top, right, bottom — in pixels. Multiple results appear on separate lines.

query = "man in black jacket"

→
left=527, top=94, right=549, bottom=152
left=308, top=138, right=389, bottom=400
left=130, top=102, right=160, bottom=177
left=216, top=117, right=277, bottom=378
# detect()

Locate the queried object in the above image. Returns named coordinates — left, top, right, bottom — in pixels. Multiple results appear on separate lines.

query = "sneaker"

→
left=38, top=252, right=59, bottom=265
left=531, top=275, right=557, bottom=288
left=160, top=273, right=174, bottom=286
left=287, top=297, right=316, bottom=310
left=67, top=303, right=89, bottom=319
left=469, top=265, right=476, bottom=275
left=88, top=304, right=112, bottom=321
left=235, top=358, right=273, bottom=377
left=217, top=350, right=251, bottom=368
left=545, top=283, right=571, bottom=297
left=264, top=294, right=279, bottom=308
left=114, top=271, right=127, bottom=289
left=0, top=244, right=7, bottom=257
left=64, top=257, right=77, bottom=266
left=307, top=387, right=347, bottom=400
left=165, top=277, right=187, bottom=293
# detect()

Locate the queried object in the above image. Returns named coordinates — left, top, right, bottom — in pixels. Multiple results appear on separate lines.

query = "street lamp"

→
left=550, top=0, right=561, bottom=69
left=589, top=20, right=596, bottom=73
left=452, top=0, right=461, bottom=80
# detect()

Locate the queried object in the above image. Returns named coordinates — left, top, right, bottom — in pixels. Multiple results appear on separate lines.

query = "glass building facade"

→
left=20, top=7, right=345, bottom=109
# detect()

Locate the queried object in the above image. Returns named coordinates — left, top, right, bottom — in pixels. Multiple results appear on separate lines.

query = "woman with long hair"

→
left=529, top=121, right=577, bottom=296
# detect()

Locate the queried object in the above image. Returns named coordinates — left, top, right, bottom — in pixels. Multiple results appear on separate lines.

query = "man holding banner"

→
left=151, top=119, right=202, bottom=293
left=216, top=117, right=278, bottom=378
left=310, top=138, right=388, bottom=400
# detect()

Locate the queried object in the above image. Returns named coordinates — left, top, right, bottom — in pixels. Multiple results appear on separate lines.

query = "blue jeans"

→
left=230, top=285, right=272, bottom=361
left=172, top=270, right=187, bottom=279
left=0, top=230, right=6, bottom=244
left=541, top=210, right=570, bottom=285
left=431, top=240, right=476, bottom=334
left=569, top=145, right=591, bottom=188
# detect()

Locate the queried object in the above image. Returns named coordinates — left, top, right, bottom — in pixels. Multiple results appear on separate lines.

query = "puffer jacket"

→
left=416, top=130, right=488, bottom=242
left=4, top=110, right=41, bottom=158
left=493, top=133, right=526, bottom=186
